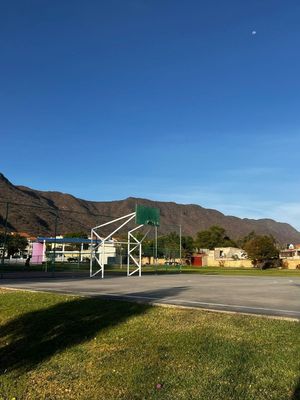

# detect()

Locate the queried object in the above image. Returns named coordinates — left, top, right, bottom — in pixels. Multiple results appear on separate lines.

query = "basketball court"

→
left=2, top=274, right=300, bottom=320
left=2, top=205, right=300, bottom=320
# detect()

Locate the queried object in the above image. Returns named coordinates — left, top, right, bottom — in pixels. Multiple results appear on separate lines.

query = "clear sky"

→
left=1, top=1, right=300, bottom=228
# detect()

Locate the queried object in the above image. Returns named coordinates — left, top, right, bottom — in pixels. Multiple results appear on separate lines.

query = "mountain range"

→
left=0, top=173, right=299, bottom=244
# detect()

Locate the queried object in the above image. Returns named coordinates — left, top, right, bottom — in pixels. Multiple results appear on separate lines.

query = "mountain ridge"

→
left=0, top=173, right=299, bottom=244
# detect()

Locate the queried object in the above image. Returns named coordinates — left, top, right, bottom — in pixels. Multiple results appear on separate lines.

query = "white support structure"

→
left=127, top=225, right=144, bottom=277
left=90, top=212, right=135, bottom=278
left=90, top=210, right=154, bottom=278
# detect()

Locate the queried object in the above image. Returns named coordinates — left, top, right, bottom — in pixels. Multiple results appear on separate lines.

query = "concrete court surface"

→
left=1, top=274, right=300, bottom=320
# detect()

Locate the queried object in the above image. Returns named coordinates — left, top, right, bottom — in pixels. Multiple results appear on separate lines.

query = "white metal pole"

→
left=120, top=246, right=122, bottom=269
left=93, top=212, right=135, bottom=230
left=155, top=226, right=158, bottom=264
left=179, top=224, right=182, bottom=263
left=90, top=229, right=93, bottom=277
left=80, top=242, right=83, bottom=262
left=127, top=232, right=130, bottom=276
left=44, top=240, right=47, bottom=272
left=139, top=243, right=142, bottom=277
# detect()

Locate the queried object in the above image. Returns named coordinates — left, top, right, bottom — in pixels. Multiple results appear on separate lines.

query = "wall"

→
left=204, top=257, right=300, bottom=269
left=213, top=247, right=246, bottom=259
left=281, top=259, right=300, bottom=270
left=31, top=242, right=44, bottom=264
left=203, top=256, right=253, bottom=268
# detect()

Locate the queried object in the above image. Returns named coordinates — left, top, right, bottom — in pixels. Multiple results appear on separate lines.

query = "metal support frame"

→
left=90, top=212, right=136, bottom=278
left=127, top=225, right=150, bottom=277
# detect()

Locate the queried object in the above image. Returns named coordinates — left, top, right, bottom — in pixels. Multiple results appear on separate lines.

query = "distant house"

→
left=211, top=247, right=247, bottom=260
left=280, top=244, right=300, bottom=260
left=32, top=236, right=117, bottom=264
left=201, top=247, right=251, bottom=268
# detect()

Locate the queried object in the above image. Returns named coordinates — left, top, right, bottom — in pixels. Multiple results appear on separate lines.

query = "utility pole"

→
left=155, top=226, right=158, bottom=264
left=179, top=224, right=182, bottom=263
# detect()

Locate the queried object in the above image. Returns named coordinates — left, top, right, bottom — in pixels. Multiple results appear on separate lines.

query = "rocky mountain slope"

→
left=0, top=173, right=299, bottom=244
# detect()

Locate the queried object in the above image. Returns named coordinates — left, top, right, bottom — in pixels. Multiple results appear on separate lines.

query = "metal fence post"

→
left=53, top=213, right=58, bottom=275
left=179, top=224, right=182, bottom=272
left=1, top=202, right=9, bottom=267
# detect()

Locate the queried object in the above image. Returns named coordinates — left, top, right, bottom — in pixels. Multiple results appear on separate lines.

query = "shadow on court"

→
left=0, top=286, right=188, bottom=375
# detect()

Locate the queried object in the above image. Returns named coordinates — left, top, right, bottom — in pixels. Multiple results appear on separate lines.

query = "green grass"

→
left=2, top=263, right=300, bottom=277
left=107, top=265, right=300, bottom=277
left=0, top=289, right=299, bottom=400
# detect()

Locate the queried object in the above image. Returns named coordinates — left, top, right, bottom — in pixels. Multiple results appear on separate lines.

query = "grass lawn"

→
left=2, top=263, right=300, bottom=278
left=107, top=265, right=300, bottom=277
left=0, top=289, right=299, bottom=400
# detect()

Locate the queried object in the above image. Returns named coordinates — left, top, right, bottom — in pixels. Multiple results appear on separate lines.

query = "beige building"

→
left=202, top=247, right=252, bottom=268
left=279, top=244, right=300, bottom=269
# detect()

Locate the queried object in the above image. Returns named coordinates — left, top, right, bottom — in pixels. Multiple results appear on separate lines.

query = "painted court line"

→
left=2, top=285, right=299, bottom=320
left=100, top=293, right=300, bottom=316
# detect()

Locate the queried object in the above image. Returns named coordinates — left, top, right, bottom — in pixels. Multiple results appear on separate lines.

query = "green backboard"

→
left=135, top=205, right=160, bottom=226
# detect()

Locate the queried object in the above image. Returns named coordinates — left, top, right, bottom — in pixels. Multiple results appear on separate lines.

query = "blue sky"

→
left=1, top=1, right=300, bottom=228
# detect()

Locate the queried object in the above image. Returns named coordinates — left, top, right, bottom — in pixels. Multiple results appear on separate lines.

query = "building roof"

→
left=36, top=237, right=104, bottom=244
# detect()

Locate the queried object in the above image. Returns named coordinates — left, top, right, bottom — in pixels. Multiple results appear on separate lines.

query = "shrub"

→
left=253, top=259, right=282, bottom=270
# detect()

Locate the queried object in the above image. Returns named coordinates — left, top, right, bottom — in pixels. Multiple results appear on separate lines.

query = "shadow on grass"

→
left=0, top=286, right=188, bottom=375
left=292, top=378, right=300, bottom=400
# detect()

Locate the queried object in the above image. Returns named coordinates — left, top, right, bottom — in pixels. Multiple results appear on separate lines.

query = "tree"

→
left=194, top=226, right=237, bottom=250
left=181, top=235, right=194, bottom=258
left=1, top=234, right=28, bottom=257
left=237, top=231, right=257, bottom=248
left=156, top=232, right=181, bottom=260
left=243, top=235, right=279, bottom=268
left=142, top=238, right=154, bottom=263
